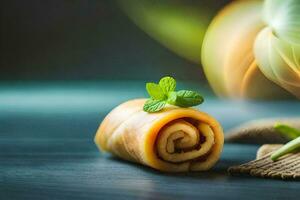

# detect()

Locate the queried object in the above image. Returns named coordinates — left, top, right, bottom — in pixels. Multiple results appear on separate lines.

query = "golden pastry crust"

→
left=95, top=99, right=224, bottom=172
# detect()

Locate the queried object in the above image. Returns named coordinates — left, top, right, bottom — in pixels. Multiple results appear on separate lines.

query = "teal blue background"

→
left=1, top=1, right=300, bottom=199
left=1, top=0, right=205, bottom=82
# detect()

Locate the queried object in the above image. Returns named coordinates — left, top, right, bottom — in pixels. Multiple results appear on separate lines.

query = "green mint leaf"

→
left=159, top=76, right=176, bottom=94
left=175, top=90, right=204, bottom=107
left=146, top=83, right=166, bottom=100
left=274, top=124, right=300, bottom=140
left=167, top=91, right=177, bottom=105
left=144, top=76, right=205, bottom=112
left=143, top=99, right=166, bottom=113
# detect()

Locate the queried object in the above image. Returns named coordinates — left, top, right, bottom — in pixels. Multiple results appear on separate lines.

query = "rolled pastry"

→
left=94, top=99, right=224, bottom=172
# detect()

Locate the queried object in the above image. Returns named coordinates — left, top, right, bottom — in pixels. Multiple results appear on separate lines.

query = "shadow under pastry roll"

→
left=229, top=144, right=300, bottom=180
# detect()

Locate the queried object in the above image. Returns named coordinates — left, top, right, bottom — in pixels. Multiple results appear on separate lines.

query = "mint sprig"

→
left=143, top=76, right=204, bottom=113
left=146, top=83, right=166, bottom=100
left=143, top=99, right=166, bottom=113
left=175, top=90, right=204, bottom=107
left=159, top=76, right=176, bottom=94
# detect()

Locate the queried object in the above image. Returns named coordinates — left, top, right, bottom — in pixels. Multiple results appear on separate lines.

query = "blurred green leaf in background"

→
left=118, top=0, right=230, bottom=63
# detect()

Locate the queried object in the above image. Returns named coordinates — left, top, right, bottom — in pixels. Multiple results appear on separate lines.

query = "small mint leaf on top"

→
left=143, top=99, right=166, bottom=113
left=175, top=90, right=204, bottom=107
left=143, top=76, right=204, bottom=113
left=167, top=91, right=177, bottom=105
left=159, top=76, right=176, bottom=94
left=146, top=83, right=166, bottom=100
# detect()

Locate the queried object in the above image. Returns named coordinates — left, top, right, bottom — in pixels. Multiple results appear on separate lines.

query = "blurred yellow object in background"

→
left=118, top=0, right=229, bottom=63
left=254, top=0, right=300, bottom=98
left=202, top=0, right=299, bottom=99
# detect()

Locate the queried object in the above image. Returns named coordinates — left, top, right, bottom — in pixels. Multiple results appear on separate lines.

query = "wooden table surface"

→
left=1, top=82, right=300, bottom=200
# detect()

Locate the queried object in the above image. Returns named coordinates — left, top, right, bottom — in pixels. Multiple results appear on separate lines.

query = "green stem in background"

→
left=271, top=136, right=300, bottom=161
left=274, top=123, right=300, bottom=140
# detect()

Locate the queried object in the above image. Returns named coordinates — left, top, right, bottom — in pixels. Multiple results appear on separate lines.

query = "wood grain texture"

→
left=1, top=83, right=300, bottom=199
left=1, top=139, right=300, bottom=200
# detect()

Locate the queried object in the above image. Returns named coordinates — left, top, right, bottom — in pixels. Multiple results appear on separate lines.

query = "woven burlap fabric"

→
left=225, top=118, right=300, bottom=144
left=228, top=144, right=300, bottom=180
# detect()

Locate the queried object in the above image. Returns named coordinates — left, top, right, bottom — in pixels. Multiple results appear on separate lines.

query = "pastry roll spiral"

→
left=94, top=99, right=224, bottom=172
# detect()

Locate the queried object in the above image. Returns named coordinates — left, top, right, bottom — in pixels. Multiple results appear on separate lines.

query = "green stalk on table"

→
left=271, top=124, right=300, bottom=161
